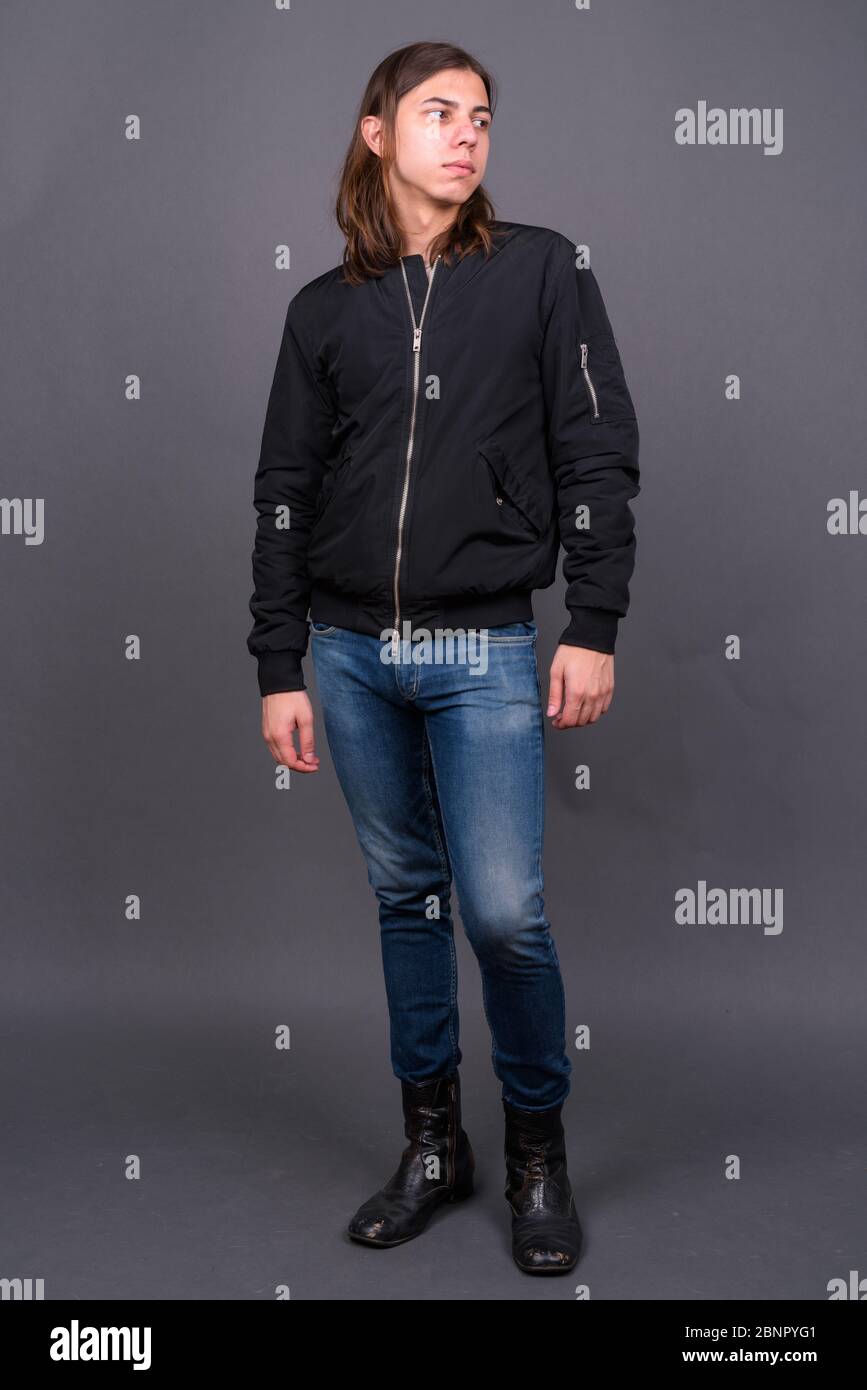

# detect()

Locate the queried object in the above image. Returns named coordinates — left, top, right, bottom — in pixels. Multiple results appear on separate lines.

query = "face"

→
left=363, top=66, right=491, bottom=209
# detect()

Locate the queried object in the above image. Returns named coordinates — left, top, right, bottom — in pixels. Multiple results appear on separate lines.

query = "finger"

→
left=271, top=718, right=310, bottom=773
left=577, top=694, right=601, bottom=726
left=263, top=716, right=315, bottom=772
left=554, top=690, right=587, bottom=728
left=263, top=723, right=281, bottom=762
left=546, top=666, right=564, bottom=717
left=296, top=708, right=319, bottom=766
left=277, top=734, right=317, bottom=772
left=583, top=695, right=607, bottom=725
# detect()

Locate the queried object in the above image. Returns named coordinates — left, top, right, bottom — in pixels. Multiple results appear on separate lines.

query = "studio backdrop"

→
left=1, top=0, right=864, bottom=1303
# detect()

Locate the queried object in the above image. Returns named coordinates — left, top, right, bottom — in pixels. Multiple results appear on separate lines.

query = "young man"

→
left=247, top=41, right=640, bottom=1276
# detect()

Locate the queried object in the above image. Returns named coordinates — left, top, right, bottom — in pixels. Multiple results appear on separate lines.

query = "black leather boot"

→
left=347, top=1071, right=475, bottom=1247
left=503, top=1098, right=583, bottom=1274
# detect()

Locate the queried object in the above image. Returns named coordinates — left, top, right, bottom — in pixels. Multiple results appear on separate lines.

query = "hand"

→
left=546, top=645, right=614, bottom=728
left=262, top=690, right=320, bottom=772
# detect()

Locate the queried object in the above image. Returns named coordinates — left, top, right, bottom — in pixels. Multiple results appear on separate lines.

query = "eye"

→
left=473, top=117, right=490, bottom=130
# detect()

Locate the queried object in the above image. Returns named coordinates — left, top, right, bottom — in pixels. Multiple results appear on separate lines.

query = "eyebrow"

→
left=418, top=96, right=493, bottom=117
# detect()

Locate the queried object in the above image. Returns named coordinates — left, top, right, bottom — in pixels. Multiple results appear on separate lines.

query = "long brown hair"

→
left=335, top=41, right=504, bottom=284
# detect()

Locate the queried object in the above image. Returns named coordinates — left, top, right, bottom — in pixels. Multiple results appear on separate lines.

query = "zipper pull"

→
left=412, top=326, right=422, bottom=352
left=579, top=341, right=588, bottom=368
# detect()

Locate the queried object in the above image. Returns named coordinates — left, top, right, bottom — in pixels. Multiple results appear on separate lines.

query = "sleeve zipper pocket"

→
left=579, top=342, right=600, bottom=421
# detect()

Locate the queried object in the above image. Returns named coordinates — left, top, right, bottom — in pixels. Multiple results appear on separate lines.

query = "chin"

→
left=440, top=178, right=480, bottom=201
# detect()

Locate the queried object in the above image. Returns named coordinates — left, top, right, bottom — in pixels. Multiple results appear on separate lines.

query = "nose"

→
left=452, top=121, right=478, bottom=151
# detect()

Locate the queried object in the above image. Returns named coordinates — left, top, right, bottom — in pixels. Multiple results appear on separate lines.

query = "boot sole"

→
left=347, top=1181, right=474, bottom=1247
left=513, top=1255, right=580, bottom=1275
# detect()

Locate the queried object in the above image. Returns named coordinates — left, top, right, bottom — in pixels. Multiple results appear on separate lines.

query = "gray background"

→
left=1, top=0, right=864, bottom=1300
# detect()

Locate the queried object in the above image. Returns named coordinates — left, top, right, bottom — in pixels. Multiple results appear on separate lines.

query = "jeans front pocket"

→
left=483, top=621, right=538, bottom=643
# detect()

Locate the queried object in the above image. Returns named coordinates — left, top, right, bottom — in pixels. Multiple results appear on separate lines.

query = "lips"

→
left=443, top=162, right=474, bottom=174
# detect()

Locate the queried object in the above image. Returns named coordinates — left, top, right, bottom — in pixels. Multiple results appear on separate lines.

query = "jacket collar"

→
left=396, top=220, right=519, bottom=316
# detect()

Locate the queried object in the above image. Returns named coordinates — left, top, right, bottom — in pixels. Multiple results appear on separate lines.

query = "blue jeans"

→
left=310, top=619, right=571, bottom=1111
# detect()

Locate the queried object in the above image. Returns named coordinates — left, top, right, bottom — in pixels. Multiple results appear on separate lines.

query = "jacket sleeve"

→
left=247, top=297, right=337, bottom=696
left=540, top=253, right=640, bottom=654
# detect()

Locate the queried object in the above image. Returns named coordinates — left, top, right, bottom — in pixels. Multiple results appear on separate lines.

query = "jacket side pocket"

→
left=478, top=438, right=547, bottom=539
left=313, top=444, right=353, bottom=523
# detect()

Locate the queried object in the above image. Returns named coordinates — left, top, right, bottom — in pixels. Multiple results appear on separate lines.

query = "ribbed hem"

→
left=309, top=584, right=535, bottom=637
left=558, top=607, right=621, bottom=654
left=256, top=649, right=306, bottom=697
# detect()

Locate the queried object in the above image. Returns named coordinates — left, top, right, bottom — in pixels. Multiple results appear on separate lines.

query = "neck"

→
left=390, top=180, right=458, bottom=260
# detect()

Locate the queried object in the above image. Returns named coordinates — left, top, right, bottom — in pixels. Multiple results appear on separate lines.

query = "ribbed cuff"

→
left=256, top=649, right=306, bottom=696
left=558, top=607, right=621, bottom=654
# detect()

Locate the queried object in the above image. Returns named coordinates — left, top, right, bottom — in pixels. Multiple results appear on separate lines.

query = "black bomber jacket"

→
left=247, top=220, right=640, bottom=695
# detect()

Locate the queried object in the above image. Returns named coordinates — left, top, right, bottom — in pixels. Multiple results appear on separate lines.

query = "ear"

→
left=360, top=115, right=383, bottom=158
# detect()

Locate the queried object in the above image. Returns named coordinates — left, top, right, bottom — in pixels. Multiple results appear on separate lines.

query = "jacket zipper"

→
left=392, top=256, right=440, bottom=659
left=579, top=341, right=600, bottom=421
